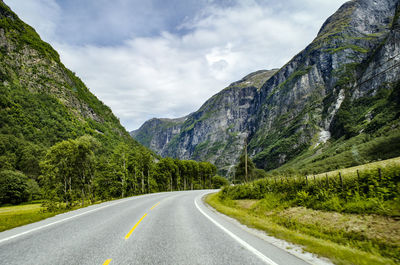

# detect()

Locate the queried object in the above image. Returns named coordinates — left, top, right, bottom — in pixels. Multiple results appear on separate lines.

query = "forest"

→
left=0, top=134, right=226, bottom=210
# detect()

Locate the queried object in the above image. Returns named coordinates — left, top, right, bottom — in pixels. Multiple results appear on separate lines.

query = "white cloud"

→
left=5, top=0, right=348, bottom=131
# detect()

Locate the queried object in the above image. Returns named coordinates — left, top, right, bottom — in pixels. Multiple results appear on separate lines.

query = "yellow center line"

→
left=125, top=213, right=147, bottom=240
left=150, top=202, right=160, bottom=210
left=103, top=259, right=112, bottom=265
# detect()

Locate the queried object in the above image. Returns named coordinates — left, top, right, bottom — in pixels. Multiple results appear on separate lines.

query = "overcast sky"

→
left=5, top=0, right=348, bottom=131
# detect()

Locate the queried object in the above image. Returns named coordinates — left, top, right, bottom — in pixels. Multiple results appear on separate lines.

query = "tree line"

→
left=0, top=135, right=228, bottom=209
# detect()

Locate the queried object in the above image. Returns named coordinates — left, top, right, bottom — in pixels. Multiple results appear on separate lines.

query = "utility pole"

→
left=244, top=138, right=248, bottom=183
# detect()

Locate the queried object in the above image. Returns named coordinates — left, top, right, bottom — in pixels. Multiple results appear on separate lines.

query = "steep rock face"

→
left=133, top=70, right=277, bottom=174
left=133, top=0, right=400, bottom=174
left=250, top=0, right=399, bottom=169
left=168, top=70, right=278, bottom=173
left=130, top=116, right=187, bottom=154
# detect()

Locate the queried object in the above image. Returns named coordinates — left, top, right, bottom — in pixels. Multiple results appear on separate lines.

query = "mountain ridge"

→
left=0, top=0, right=140, bottom=178
left=132, top=0, right=400, bottom=176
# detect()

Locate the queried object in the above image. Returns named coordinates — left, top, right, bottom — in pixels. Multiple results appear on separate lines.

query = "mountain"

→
left=0, top=1, right=138, bottom=178
left=131, top=69, right=278, bottom=174
left=132, top=0, right=400, bottom=176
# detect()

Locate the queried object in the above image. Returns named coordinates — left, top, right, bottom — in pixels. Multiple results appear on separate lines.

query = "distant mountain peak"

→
left=132, top=0, right=400, bottom=175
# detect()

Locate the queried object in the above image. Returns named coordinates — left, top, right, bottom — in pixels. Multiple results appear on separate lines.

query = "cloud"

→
left=5, top=0, right=60, bottom=40
left=5, top=0, right=348, bottom=131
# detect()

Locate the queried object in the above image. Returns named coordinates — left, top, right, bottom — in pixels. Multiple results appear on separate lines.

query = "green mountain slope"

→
left=0, top=1, right=137, bottom=178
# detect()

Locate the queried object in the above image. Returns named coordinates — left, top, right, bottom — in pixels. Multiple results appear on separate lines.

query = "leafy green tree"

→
left=40, top=135, right=99, bottom=208
left=211, top=175, right=229, bottom=188
left=186, top=160, right=199, bottom=190
left=26, top=179, right=42, bottom=200
left=17, top=143, right=45, bottom=178
left=75, top=135, right=99, bottom=205
left=110, top=143, right=131, bottom=197
left=94, top=156, right=122, bottom=200
left=175, top=159, right=188, bottom=190
left=198, top=162, right=217, bottom=188
left=40, top=139, right=76, bottom=207
left=0, top=170, right=29, bottom=204
left=129, top=148, right=153, bottom=194
left=152, top=158, right=178, bottom=191
left=141, top=150, right=153, bottom=194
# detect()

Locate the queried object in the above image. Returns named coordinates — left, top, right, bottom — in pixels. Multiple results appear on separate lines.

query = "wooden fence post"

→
left=305, top=175, right=308, bottom=186
left=339, top=172, right=344, bottom=191
left=325, top=173, right=329, bottom=188
left=378, top=168, right=382, bottom=182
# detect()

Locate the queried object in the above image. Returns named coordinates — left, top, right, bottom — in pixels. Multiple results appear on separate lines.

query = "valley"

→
left=0, top=0, right=399, bottom=264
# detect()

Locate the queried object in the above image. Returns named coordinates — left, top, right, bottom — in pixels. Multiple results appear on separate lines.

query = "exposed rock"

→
left=133, top=0, right=400, bottom=175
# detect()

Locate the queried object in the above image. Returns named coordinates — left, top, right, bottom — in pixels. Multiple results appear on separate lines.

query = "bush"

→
left=211, top=175, right=229, bottom=188
left=220, top=162, right=400, bottom=215
left=0, top=170, right=29, bottom=205
left=26, top=179, right=42, bottom=200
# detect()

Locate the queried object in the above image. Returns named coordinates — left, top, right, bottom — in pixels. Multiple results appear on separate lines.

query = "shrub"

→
left=0, top=170, right=29, bottom=205
left=211, top=175, right=229, bottom=188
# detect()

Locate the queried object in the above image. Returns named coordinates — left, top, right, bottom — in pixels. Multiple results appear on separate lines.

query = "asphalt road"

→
left=0, top=190, right=314, bottom=265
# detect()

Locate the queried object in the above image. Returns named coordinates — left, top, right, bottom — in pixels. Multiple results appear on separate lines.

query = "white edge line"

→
left=194, top=195, right=279, bottom=265
left=0, top=194, right=156, bottom=244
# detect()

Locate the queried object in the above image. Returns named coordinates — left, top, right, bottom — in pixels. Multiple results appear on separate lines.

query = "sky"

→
left=5, top=0, right=348, bottom=131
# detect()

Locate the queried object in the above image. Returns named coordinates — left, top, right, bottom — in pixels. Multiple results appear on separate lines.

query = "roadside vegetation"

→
left=0, top=134, right=225, bottom=231
left=207, top=157, right=400, bottom=265
left=0, top=202, right=76, bottom=232
left=0, top=1, right=227, bottom=231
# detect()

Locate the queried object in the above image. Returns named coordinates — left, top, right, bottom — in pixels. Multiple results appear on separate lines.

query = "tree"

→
left=152, top=158, right=178, bottom=191
left=17, top=143, right=45, bottom=179
left=199, top=162, right=217, bottom=188
left=186, top=160, right=199, bottom=190
left=127, top=147, right=153, bottom=195
left=40, top=139, right=77, bottom=207
left=175, top=159, right=187, bottom=190
left=111, top=143, right=131, bottom=197
left=75, top=136, right=99, bottom=205
left=211, top=175, right=229, bottom=188
left=0, top=170, right=29, bottom=204
left=141, top=150, right=153, bottom=194
left=26, top=179, right=42, bottom=200
left=94, top=156, right=122, bottom=200
left=40, top=135, right=99, bottom=208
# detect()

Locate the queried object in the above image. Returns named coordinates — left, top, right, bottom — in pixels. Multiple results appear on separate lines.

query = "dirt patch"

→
left=234, top=199, right=257, bottom=209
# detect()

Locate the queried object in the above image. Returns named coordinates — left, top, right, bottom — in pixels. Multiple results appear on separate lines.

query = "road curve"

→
left=0, top=190, right=312, bottom=265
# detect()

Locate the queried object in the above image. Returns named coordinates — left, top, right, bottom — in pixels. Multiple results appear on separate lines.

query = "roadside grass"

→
left=0, top=203, right=58, bottom=232
left=271, top=131, right=400, bottom=175
left=313, top=156, right=400, bottom=178
left=0, top=200, right=106, bottom=232
left=205, top=193, right=397, bottom=265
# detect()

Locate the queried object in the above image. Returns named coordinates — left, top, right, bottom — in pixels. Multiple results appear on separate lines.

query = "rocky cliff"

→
left=133, top=0, right=400, bottom=175
left=132, top=69, right=278, bottom=174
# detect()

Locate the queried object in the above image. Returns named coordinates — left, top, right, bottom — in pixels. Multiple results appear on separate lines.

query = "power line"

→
left=356, top=60, right=400, bottom=88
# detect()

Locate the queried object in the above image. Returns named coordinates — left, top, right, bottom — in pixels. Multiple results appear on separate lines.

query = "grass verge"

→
left=0, top=201, right=105, bottom=232
left=205, top=192, right=397, bottom=265
left=313, top=156, right=400, bottom=178
left=0, top=203, right=59, bottom=232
